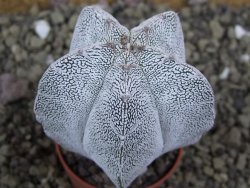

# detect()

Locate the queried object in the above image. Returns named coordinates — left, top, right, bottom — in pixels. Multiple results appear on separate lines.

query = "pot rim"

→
left=55, top=144, right=183, bottom=188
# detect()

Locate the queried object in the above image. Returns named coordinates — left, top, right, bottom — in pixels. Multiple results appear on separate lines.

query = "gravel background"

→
left=0, top=1, right=250, bottom=188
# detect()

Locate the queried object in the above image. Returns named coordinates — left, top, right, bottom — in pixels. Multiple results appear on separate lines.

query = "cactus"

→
left=34, top=6, right=215, bottom=188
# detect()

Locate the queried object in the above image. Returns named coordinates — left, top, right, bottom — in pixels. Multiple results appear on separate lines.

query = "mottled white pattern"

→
left=70, top=6, right=129, bottom=52
left=131, top=11, right=186, bottom=64
left=34, top=6, right=215, bottom=188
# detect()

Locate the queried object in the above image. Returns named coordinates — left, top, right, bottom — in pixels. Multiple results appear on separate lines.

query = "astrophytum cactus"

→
left=34, top=6, right=215, bottom=188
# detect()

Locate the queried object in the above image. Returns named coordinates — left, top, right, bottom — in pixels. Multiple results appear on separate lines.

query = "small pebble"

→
left=34, top=20, right=51, bottom=39
left=51, top=11, right=64, bottom=24
left=0, top=74, right=29, bottom=105
left=219, top=67, right=230, bottom=80
left=235, top=25, right=250, bottom=39
left=236, top=154, right=247, bottom=170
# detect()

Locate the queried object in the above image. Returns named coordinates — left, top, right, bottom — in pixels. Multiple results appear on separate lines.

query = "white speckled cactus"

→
left=34, top=6, right=215, bottom=188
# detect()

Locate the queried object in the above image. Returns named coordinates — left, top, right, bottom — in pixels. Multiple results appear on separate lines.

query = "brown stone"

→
left=0, top=74, right=29, bottom=105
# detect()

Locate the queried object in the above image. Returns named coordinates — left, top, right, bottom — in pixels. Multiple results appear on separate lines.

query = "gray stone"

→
left=181, top=7, right=191, bottom=18
left=238, top=115, right=250, bottom=128
left=51, top=11, right=64, bottom=24
left=0, top=175, right=19, bottom=187
left=0, top=43, right=4, bottom=53
left=237, top=180, right=248, bottom=188
left=185, top=42, right=196, bottom=60
left=44, top=45, right=52, bottom=53
left=0, top=154, right=6, bottom=165
left=209, top=19, right=224, bottom=39
left=11, top=44, right=24, bottom=62
left=213, top=157, right=225, bottom=170
left=38, top=10, right=51, bottom=18
left=226, top=127, right=242, bottom=146
left=0, top=145, right=9, bottom=156
left=186, top=30, right=195, bottom=40
left=55, top=177, right=71, bottom=188
left=236, top=154, right=247, bottom=170
left=0, top=134, right=6, bottom=143
left=220, top=173, right=229, bottom=182
left=21, top=182, right=35, bottom=188
left=29, top=166, right=39, bottom=176
left=1, top=29, right=9, bottom=40
left=21, top=49, right=28, bottom=60
left=209, top=74, right=217, bottom=85
left=181, top=22, right=190, bottom=32
left=27, top=64, right=44, bottom=82
left=29, top=5, right=40, bottom=16
left=9, top=25, right=20, bottom=36
left=243, top=106, right=250, bottom=114
left=229, top=39, right=238, bottom=50
left=203, top=166, right=214, bottom=176
left=193, top=157, right=202, bottom=165
left=0, top=105, right=6, bottom=125
left=213, top=173, right=222, bottom=182
left=5, top=36, right=16, bottom=47
left=220, top=13, right=231, bottom=24
left=3, top=62, right=12, bottom=74
left=240, top=36, right=250, bottom=49
left=0, top=17, right=9, bottom=25
left=31, top=51, right=47, bottom=64
left=227, top=27, right=236, bottom=39
left=193, top=4, right=202, bottom=14
left=214, top=173, right=228, bottom=183
left=68, top=14, right=78, bottom=30
left=65, top=37, right=71, bottom=48
left=30, top=36, right=44, bottom=49
left=16, top=67, right=28, bottom=78
left=198, top=39, right=209, bottom=51
left=194, top=51, right=201, bottom=61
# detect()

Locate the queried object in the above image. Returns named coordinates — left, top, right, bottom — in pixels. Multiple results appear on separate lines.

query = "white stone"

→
left=235, top=25, right=250, bottom=39
left=241, top=54, right=250, bottom=63
left=34, top=20, right=51, bottom=39
left=219, top=67, right=230, bottom=80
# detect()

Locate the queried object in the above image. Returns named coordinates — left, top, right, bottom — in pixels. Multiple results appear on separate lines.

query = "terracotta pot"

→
left=55, top=144, right=183, bottom=188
